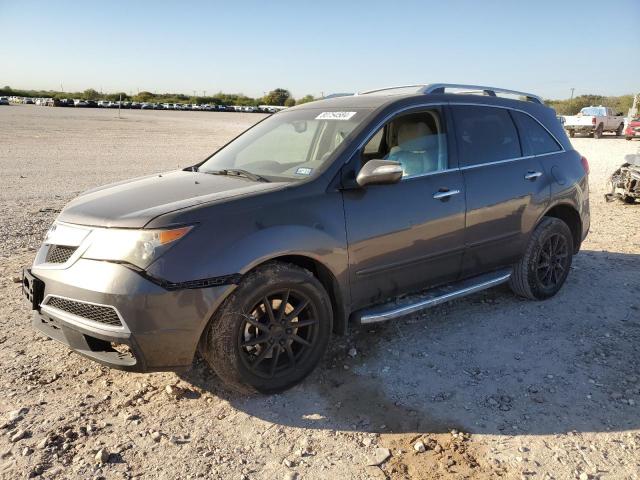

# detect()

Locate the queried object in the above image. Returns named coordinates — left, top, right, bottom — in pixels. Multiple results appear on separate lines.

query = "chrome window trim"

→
left=41, top=294, right=129, bottom=333
left=401, top=168, right=459, bottom=180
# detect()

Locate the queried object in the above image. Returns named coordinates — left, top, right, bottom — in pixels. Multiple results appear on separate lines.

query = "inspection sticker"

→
left=315, top=111, right=356, bottom=121
left=295, top=167, right=313, bottom=176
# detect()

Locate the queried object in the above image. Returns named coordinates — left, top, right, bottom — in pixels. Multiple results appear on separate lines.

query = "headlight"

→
left=82, top=226, right=193, bottom=269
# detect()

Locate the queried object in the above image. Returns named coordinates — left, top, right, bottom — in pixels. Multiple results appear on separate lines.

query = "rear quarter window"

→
left=510, top=111, right=562, bottom=156
left=451, top=105, right=521, bottom=166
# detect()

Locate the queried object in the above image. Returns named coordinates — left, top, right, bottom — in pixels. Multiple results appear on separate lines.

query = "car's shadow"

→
left=180, top=249, right=640, bottom=436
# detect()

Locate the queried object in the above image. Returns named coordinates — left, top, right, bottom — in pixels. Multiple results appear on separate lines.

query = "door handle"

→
left=524, top=171, right=543, bottom=181
left=433, top=189, right=461, bottom=200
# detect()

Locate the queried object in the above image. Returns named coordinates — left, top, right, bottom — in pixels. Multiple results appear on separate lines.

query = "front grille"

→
left=45, top=297, right=122, bottom=327
left=46, top=245, right=77, bottom=264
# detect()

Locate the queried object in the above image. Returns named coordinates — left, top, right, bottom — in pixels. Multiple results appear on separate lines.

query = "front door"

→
left=342, top=107, right=466, bottom=310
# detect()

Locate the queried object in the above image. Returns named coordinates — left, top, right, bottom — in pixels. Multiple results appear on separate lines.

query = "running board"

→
left=352, top=269, right=512, bottom=324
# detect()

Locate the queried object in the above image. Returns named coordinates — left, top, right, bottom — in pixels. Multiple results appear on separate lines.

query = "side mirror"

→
left=356, top=160, right=403, bottom=187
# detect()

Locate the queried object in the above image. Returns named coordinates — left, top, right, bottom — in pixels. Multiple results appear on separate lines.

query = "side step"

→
left=352, top=269, right=512, bottom=324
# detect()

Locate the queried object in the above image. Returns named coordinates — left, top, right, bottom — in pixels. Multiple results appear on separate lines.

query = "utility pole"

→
left=570, top=88, right=575, bottom=100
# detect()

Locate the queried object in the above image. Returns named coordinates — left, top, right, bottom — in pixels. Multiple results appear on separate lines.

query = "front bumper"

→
left=625, top=128, right=640, bottom=138
left=24, top=259, right=235, bottom=372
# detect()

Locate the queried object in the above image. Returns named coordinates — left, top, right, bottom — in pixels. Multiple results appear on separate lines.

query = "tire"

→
left=626, top=136, right=633, bottom=141
left=200, top=262, right=333, bottom=394
left=594, top=124, right=603, bottom=139
left=568, top=130, right=575, bottom=138
left=509, top=217, right=574, bottom=300
left=623, top=196, right=636, bottom=204
left=616, top=123, right=624, bottom=136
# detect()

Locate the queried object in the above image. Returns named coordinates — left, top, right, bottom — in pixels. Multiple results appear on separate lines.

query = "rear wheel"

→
left=568, top=130, right=575, bottom=138
left=623, top=196, right=636, bottom=204
left=509, top=217, right=574, bottom=300
left=594, top=124, right=604, bottom=139
left=616, top=123, right=624, bottom=136
left=200, top=262, right=332, bottom=394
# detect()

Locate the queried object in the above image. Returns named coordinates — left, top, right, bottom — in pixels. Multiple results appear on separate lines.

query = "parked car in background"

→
left=23, top=83, right=590, bottom=393
left=562, top=106, right=625, bottom=139
left=73, top=99, right=88, bottom=107
left=624, top=117, right=640, bottom=141
left=0, top=97, right=9, bottom=105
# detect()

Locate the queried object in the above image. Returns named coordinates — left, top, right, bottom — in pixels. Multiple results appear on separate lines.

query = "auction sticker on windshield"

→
left=315, top=111, right=357, bottom=121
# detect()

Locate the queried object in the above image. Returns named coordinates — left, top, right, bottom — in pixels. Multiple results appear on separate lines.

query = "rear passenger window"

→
left=511, top=111, right=562, bottom=156
left=452, top=106, right=521, bottom=166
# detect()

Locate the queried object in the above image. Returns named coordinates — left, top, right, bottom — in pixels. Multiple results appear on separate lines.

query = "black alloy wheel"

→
left=238, top=289, right=318, bottom=379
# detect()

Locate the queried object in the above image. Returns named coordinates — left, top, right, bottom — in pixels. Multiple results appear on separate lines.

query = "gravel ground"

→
left=1, top=105, right=639, bottom=480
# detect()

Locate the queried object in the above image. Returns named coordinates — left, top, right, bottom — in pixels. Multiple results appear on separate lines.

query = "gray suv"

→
left=23, top=83, right=590, bottom=393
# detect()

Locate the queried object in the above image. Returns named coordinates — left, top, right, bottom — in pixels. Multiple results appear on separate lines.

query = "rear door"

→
left=451, top=104, right=551, bottom=277
left=342, top=106, right=466, bottom=309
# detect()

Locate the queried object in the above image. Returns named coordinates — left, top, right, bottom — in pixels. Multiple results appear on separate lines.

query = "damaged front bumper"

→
left=23, top=260, right=235, bottom=372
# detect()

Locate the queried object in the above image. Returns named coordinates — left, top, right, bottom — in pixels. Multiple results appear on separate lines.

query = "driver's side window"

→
left=362, top=110, right=448, bottom=178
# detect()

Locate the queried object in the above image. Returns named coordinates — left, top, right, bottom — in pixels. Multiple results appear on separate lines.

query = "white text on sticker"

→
left=315, top=111, right=357, bottom=121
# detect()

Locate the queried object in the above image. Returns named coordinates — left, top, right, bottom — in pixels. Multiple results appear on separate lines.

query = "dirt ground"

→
left=1, top=105, right=639, bottom=480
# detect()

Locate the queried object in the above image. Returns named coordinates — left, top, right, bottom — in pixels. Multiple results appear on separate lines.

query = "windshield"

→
left=580, top=107, right=605, bottom=116
left=198, top=108, right=371, bottom=181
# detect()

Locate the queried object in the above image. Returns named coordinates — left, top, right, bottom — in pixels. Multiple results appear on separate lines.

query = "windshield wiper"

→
left=205, top=169, right=270, bottom=182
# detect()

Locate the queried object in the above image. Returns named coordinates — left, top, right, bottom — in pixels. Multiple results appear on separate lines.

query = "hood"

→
left=58, top=170, right=287, bottom=228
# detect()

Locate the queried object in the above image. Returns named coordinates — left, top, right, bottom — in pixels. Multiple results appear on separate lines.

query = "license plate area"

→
left=22, top=269, right=45, bottom=310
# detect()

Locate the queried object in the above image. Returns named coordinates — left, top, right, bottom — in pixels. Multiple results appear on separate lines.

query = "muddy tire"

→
left=200, top=262, right=332, bottom=394
left=623, top=196, right=636, bottom=204
left=594, top=124, right=604, bottom=139
left=509, top=217, right=574, bottom=300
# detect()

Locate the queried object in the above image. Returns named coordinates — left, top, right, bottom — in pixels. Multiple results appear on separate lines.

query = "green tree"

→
left=82, top=89, right=100, bottom=100
left=262, top=88, right=291, bottom=106
left=284, top=97, right=296, bottom=107
left=296, top=94, right=315, bottom=105
left=133, top=91, right=155, bottom=102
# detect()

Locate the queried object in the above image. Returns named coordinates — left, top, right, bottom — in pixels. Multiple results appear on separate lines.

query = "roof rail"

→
left=357, top=83, right=543, bottom=104
left=421, top=83, right=543, bottom=104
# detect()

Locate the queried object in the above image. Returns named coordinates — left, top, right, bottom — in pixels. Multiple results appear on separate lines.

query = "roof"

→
left=291, top=83, right=545, bottom=112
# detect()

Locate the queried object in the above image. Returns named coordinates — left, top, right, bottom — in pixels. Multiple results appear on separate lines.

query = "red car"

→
left=625, top=118, right=640, bottom=140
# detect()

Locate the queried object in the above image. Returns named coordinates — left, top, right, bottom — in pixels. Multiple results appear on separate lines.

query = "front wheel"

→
left=200, top=262, right=333, bottom=394
left=509, top=217, right=574, bottom=300
left=568, top=130, right=575, bottom=138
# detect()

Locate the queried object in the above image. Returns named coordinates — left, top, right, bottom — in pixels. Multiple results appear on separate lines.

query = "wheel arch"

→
left=542, top=203, right=583, bottom=253
left=245, top=254, right=349, bottom=336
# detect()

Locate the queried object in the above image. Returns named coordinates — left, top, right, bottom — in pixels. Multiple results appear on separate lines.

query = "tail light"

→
left=591, top=117, right=596, bottom=125
left=581, top=155, right=590, bottom=175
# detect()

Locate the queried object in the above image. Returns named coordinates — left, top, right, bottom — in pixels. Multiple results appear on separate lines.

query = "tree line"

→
left=0, top=86, right=317, bottom=107
left=1, top=85, right=635, bottom=114
left=545, top=94, right=635, bottom=116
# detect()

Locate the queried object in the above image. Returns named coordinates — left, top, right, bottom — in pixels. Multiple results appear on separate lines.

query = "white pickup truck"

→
left=562, top=106, right=625, bottom=139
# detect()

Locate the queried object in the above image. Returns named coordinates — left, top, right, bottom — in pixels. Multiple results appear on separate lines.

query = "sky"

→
left=1, top=0, right=638, bottom=100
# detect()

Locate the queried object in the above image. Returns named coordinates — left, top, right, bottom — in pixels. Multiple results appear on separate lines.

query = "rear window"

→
left=452, top=106, right=521, bottom=166
left=580, top=107, right=605, bottom=116
left=511, top=111, right=562, bottom=156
